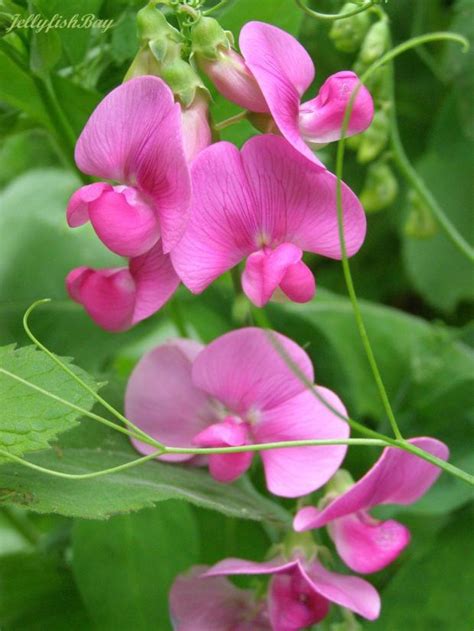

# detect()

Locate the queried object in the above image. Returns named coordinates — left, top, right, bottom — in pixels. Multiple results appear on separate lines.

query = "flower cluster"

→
left=64, top=12, right=449, bottom=629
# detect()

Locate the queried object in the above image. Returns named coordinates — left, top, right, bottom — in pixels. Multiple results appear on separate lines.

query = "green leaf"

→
left=365, top=507, right=474, bottom=630
left=110, top=10, right=138, bottom=64
left=30, top=29, right=62, bottom=76
left=72, top=502, right=199, bottom=631
left=0, top=344, right=99, bottom=461
left=0, top=426, right=290, bottom=523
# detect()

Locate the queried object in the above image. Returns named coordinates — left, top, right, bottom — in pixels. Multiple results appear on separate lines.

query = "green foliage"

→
left=72, top=502, right=199, bottom=631
left=0, top=344, right=99, bottom=460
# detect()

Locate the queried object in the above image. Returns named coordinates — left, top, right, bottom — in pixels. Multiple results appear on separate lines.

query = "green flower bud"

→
left=356, top=107, right=390, bottom=164
left=124, top=45, right=162, bottom=81
left=329, top=3, right=371, bottom=54
left=359, top=19, right=390, bottom=65
left=404, top=190, right=438, bottom=239
left=360, top=161, right=398, bottom=212
left=137, top=2, right=182, bottom=47
left=160, top=58, right=209, bottom=107
left=191, top=16, right=232, bottom=60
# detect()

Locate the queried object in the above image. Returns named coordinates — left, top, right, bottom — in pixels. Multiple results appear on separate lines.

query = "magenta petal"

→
left=240, top=21, right=316, bottom=162
left=170, top=566, right=271, bottom=631
left=129, top=241, right=180, bottom=325
left=242, top=243, right=303, bottom=307
left=66, top=182, right=110, bottom=227
left=241, top=135, right=366, bottom=258
left=88, top=186, right=160, bottom=257
left=279, top=260, right=316, bottom=303
left=303, top=558, right=381, bottom=620
left=125, top=339, right=210, bottom=462
left=66, top=266, right=136, bottom=332
left=171, top=142, right=255, bottom=293
left=299, top=71, right=374, bottom=144
left=295, top=437, right=449, bottom=529
left=75, top=76, right=191, bottom=252
left=268, top=572, right=330, bottom=630
left=329, top=513, right=411, bottom=574
left=192, top=327, right=314, bottom=414
left=181, top=94, right=212, bottom=163
left=256, top=387, right=349, bottom=497
left=204, top=557, right=298, bottom=579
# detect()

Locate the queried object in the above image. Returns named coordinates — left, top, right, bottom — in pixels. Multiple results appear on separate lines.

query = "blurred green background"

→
left=0, top=0, right=473, bottom=629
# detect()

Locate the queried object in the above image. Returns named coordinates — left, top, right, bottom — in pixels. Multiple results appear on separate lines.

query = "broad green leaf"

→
left=0, top=344, right=99, bottom=461
left=72, top=502, right=199, bottom=631
left=220, top=0, right=302, bottom=37
left=0, top=551, right=91, bottom=630
left=110, top=10, right=138, bottom=64
left=51, top=75, right=101, bottom=136
left=0, top=426, right=290, bottom=523
left=365, top=507, right=474, bottom=630
left=30, top=29, right=62, bottom=76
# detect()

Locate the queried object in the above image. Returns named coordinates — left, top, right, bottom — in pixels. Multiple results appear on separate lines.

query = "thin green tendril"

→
left=295, top=0, right=376, bottom=21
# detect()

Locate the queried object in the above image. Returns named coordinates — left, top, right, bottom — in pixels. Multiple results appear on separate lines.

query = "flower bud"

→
left=137, top=2, right=182, bottom=50
left=404, top=190, right=438, bottom=239
left=360, top=161, right=398, bottom=212
left=198, top=47, right=268, bottom=113
left=180, top=89, right=212, bottom=162
left=356, top=107, right=390, bottom=163
left=191, top=16, right=232, bottom=60
left=359, top=19, right=390, bottom=66
left=160, top=58, right=209, bottom=107
left=329, top=3, right=371, bottom=53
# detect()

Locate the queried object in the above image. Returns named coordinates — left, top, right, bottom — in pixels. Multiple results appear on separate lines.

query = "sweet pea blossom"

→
left=294, top=437, right=449, bottom=574
left=171, top=134, right=366, bottom=307
left=126, top=327, right=349, bottom=497
left=204, top=553, right=381, bottom=629
left=169, top=566, right=271, bottom=630
left=204, top=21, right=374, bottom=163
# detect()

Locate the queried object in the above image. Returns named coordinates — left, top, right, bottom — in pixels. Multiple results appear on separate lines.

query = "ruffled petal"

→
left=170, top=566, right=271, bottom=631
left=294, top=437, right=449, bottom=529
left=191, top=327, right=314, bottom=414
left=125, top=339, right=210, bottom=462
left=256, top=387, right=349, bottom=497
left=241, top=243, right=303, bottom=307
left=328, top=513, right=411, bottom=574
left=240, top=21, right=316, bottom=161
left=299, top=71, right=374, bottom=144
left=74, top=76, right=191, bottom=252
left=66, top=182, right=110, bottom=227
left=241, top=135, right=366, bottom=258
left=303, top=558, right=381, bottom=620
left=88, top=186, right=160, bottom=257
left=170, top=142, right=256, bottom=293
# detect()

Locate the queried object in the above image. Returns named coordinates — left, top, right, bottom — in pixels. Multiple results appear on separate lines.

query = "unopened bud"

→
left=356, top=107, right=390, bottom=163
left=181, top=89, right=212, bottom=162
left=329, top=3, right=370, bottom=53
left=404, top=190, right=438, bottom=239
left=359, top=19, right=390, bottom=65
left=137, top=2, right=182, bottom=49
left=160, top=58, right=208, bottom=107
left=360, top=161, right=398, bottom=212
left=191, top=16, right=232, bottom=60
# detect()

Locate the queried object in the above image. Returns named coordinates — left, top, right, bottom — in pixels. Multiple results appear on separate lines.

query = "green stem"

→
left=23, top=300, right=163, bottom=447
left=214, top=110, right=248, bottom=131
left=203, top=0, right=230, bottom=16
left=1, top=506, right=41, bottom=545
left=230, top=266, right=243, bottom=296
left=167, top=297, right=189, bottom=337
left=295, top=0, right=375, bottom=21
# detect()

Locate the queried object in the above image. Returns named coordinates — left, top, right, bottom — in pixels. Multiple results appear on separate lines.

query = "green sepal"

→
left=191, top=16, right=232, bottom=60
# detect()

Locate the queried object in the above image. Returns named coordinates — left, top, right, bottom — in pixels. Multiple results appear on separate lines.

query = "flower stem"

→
left=214, top=110, right=248, bottom=131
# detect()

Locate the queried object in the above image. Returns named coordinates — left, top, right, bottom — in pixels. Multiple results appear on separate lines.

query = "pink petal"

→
left=241, top=243, right=303, bottom=307
left=256, top=387, right=349, bottom=497
left=74, top=76, right=191, bottom=252
left=66, top=182, right=110, bottom=227
left=170, top=566, right=271, bottom=631
left=191, top=327, right=314, bottom=414
left=294, top=437, right=449, bottom=529
left=268, top=572, right=330, bottom=630
left=66, top=266, right=136, bottom=332
left=328, top=513, right=411, bottom=574
left=303, top=558, right=381, bottom=620
left=279, top=260, right=316, bottom=303
left=181, top=93, right=212, bottom=162
left=204, top=557, right=298, bottom=579
left=241, top=135, right=366, bottom=258
left=170, top=142, right=255, bottom=293
left=88, top=186, right=160, bottom=257
left=200, top=48, right=268, bottom=113
left=129, top=241, right=180, bottom=325
left=240, top=21, right=316, bottom=162
left=299, top=71, right=374, bottom=144
left=125, top=339, right=210, bottom=462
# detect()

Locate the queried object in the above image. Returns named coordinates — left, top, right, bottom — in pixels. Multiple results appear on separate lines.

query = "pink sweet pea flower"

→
left=169, top=566, right=271, bottom=630
left=293, top=437, right=449, bottom=574
left=180, top=92, right=213, bottom=162
left=66, top=241, right=179, bottom=332
left=125, top=327, right=350, bottom=497
left=204, top=554, right=381, bottom=628
left=206, top=21, right=374, bottom=163
left=67, top=76, right=191, bottom=257
left=171, top=134, right=366, bottom=307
